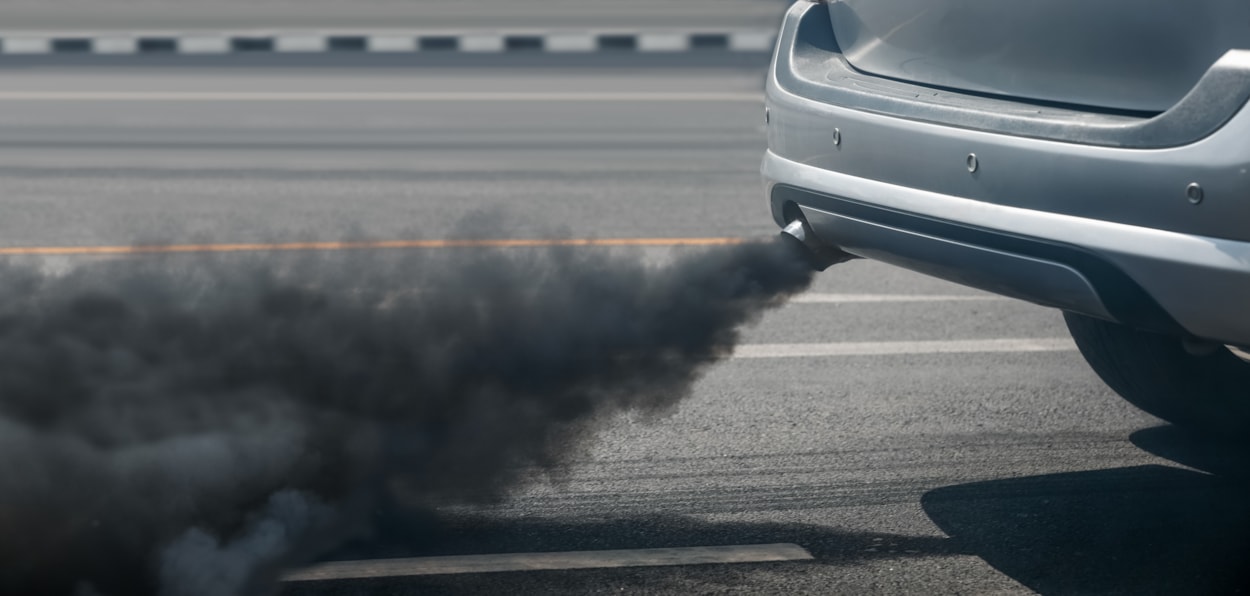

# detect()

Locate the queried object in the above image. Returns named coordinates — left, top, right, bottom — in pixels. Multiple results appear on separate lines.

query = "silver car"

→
left=766, top=0, right=1250, bottom=436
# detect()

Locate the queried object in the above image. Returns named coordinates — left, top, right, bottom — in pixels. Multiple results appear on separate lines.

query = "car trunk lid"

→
left=829, top=0, right=1250, bottom=113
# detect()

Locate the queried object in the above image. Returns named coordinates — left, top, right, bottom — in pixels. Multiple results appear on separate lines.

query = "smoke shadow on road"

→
left=921, top=424, right=1250, bottom=595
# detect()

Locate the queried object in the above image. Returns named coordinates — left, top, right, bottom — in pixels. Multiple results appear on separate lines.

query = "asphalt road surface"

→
left=2, top=67, right=1247, bottom=594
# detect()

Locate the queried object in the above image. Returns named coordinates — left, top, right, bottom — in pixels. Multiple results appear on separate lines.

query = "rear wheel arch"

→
left=1065, top=311, right=1250, bottom=438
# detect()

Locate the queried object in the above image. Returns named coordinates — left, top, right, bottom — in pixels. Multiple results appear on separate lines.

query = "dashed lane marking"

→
left=283, top=543, right=814, bottom=581
left=0, top=91, right=762, bottom=102
left=0, top=31, right=777, bottom=57
left=734, top=338, right=1077, bottom=358
left=0, top=237, right=746, bottom=256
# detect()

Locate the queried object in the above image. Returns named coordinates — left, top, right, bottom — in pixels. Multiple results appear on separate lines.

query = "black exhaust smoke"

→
left=0, top=233, right=821, bottom=596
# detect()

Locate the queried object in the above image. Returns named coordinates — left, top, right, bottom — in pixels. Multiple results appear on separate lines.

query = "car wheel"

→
left=1064, top=312, right=1250, bottom=439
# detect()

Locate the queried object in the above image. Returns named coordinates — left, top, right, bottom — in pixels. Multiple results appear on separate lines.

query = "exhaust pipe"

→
left=779, top=219, right=855, bottom=271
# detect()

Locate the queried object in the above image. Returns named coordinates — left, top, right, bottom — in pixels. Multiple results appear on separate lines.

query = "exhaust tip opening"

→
left=779, top=216, right=855, bottom=272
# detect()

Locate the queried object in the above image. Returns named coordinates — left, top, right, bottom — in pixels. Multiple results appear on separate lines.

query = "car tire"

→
left=1064, top=312, right=1250, bottom=439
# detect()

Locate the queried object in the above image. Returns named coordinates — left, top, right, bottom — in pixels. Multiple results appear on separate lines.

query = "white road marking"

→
left=545, top=33, right=597, bottom=52
left=0, top=30, right=777, bottom=57
left=283, top=543, right=813, bottom=581
left=2, top=38, right=52, bottom=54
left=177, top=36, right=231, bottom=54
left=0, top=91, right=761, bottom=102
left=93, top=37, right=138, bottom=54
left=459, top=34, right=505, bottom=52
left=275, top=35, right=328, bottom=53
left=367, top=35, right=418, bottom=52
left=733, top=338, right=1077, bottom=359
left=638, top=33, right=691, bottom=52
left=792, top=293, right=1006, bottom=304
left=729, top=31, right=776, bottom=52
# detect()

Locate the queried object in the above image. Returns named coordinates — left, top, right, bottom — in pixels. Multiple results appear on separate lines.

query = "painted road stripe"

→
left=733, top=338, right=1077, bottom=358
left=638, top=33, right=690, bottom=52
left=92, top=37, right=138, bottom=54
left=0, top=237, right=745, bottom=256
left=367, top=35, right=418, bottom=53
left=729, top=31, right=776, bottom=52
left=545, top=33, right=597, bottom=52
left=460, top=34, right=505, bottom=52
left=0, top=91, right=761, bottom=102
left=1, top=38, right=52, bottom=54
left=792, top=293, right=1005, bottom=304
left=284, top=543, right=812, bottom=581
left=0, top=31, right=776, bottom=57
left=275, top=35, right=328, bottom=53
left=178, top=36, right=231, bottom=54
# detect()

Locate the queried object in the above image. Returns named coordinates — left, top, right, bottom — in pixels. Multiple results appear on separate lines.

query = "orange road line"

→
left=0, top=237, right=748, bottom=256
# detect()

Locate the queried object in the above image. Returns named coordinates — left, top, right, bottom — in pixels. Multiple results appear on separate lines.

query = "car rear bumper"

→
left=765, top=155, right=1250, bottom=346
left=764, top=2, right=1250, bottom=346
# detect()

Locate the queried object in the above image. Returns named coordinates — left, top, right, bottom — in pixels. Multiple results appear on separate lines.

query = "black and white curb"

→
left=0, top=30, right=776, bottom=55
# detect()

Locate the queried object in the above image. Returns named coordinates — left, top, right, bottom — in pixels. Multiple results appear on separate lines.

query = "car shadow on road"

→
left=921, top=425, right=1250, bottom=595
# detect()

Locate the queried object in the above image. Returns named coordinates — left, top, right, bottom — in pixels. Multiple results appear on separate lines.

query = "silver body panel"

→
left=764, top=1, right=1250, bottom=345
left=830, top=0, right=1250, bottom=113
